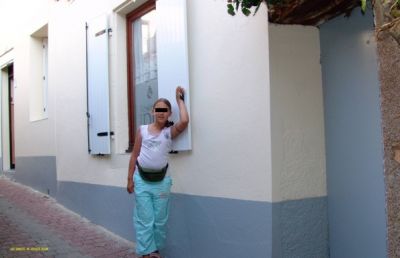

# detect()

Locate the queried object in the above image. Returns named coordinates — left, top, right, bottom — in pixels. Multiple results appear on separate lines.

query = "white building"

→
left=0, top=0, right=387, bottom=257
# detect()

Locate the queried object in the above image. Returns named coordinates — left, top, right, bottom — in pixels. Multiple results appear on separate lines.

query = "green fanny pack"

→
left=136, top=161, right=168, bottom=182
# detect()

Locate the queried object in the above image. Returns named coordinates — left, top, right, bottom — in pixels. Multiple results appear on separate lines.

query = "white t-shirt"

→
left=137, top=124, right=172, bottom=169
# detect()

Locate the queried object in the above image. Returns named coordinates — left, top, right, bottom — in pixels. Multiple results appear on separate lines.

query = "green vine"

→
left=361, top=0, right=367, bottom=12
left=227, top=0, right=265, bottom=16
left=227, top=0, right=263, bottom=16
left=390, top=0, right=400, bottom=17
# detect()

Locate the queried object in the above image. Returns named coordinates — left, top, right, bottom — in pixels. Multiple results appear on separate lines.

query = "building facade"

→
left=0, top=0, right=387, bottom=257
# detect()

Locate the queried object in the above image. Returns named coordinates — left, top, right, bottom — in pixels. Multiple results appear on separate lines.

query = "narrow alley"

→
left=0, top=176, right=136, bottom=258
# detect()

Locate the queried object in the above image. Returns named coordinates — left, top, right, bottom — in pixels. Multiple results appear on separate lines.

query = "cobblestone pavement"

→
left=0, top=176, right=137, bottom=258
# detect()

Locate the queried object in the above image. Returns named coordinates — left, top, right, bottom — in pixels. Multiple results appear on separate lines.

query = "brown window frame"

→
left=126, top=0, right=156, bottom=152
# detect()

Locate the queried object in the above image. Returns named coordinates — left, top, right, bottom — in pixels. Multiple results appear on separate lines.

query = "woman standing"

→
left=127, top=86, right=189, bottom=258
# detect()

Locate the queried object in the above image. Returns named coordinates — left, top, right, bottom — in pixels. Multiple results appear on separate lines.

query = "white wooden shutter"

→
left=156, top=0, right=191, bottom=151
left=86, top=14, right=111, bottom=154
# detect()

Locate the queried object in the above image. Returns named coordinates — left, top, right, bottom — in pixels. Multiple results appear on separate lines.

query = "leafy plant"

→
left=361, top=0, right=367, bottom=12
left=227, top=0, right=263, bottom=16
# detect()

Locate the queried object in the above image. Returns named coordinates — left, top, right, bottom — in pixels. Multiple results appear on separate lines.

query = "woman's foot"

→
left=150, top=251, right=161, bottom=258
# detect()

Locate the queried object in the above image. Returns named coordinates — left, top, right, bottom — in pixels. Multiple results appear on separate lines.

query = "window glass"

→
left=132, top=10, right=157, bottom=131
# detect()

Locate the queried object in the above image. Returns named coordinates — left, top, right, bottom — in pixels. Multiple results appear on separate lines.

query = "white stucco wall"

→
left=50, top=0, right=128, bottom=187
left=52, top=0, right=272, bottom=202
left=269, top=24, right=327, bottom=202
left=4, top=0, right=272, bottom=202
left=168, top=0, right=271, bottom=201
left=0, top=0, right=56, bottom=157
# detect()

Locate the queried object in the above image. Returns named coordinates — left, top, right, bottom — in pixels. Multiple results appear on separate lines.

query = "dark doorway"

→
left=8, top=64, right=15, bottom=169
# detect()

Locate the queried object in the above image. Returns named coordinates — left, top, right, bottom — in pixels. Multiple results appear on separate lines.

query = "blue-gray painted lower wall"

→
left=273, top=197, right=329, bottom=258
left=166, top=194, right=272, bottom=258
left=56, top=180, right=328, bottom=258
left=320, top=7, right=387, bottom=258
left=10, top=156, right=328, bottom=257
left=15, top=156, right=57, bottom=198
left=56, top=180, right=136, bottom=241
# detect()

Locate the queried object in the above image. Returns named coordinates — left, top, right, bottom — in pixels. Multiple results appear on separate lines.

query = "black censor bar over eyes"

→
left=155, top=108, right=169, bottom=112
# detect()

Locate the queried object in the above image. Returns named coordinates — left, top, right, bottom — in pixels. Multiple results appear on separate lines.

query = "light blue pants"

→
left=134, top=171, right=172, bottom=256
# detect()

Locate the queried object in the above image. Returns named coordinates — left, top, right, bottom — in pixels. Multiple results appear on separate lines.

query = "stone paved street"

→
left=0, top=176, right=137, bottom=258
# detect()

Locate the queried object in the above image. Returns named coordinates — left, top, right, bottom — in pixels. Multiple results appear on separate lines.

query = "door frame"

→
left=8, top=64, right=15, bottom=169
left=0, top=61, right=14, bottom=171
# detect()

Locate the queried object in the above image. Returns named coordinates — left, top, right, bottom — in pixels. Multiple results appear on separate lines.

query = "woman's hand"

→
left=171, top=86, right=189, bottom=139
left=176, top=86, right=185, bottom=103
left=127, top=179, right=134, bottom=194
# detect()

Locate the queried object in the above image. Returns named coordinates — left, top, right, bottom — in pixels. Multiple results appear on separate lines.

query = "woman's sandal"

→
left=150, top=252, right=161, bottom=258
